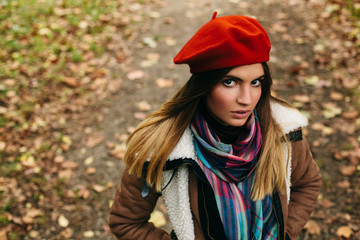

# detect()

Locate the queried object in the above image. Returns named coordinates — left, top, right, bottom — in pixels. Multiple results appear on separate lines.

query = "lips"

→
left=231, top=110, right=250, bottom=119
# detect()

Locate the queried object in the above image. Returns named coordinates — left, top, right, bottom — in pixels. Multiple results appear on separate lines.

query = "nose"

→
left=236, top=86, right=252, bottom=105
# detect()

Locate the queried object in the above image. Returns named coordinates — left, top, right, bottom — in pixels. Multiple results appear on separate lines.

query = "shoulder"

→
left=270, top=100, right=308, bottom=134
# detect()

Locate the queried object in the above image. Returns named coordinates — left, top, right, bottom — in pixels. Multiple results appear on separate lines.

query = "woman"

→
left=109, top=12, right=321, bottom=240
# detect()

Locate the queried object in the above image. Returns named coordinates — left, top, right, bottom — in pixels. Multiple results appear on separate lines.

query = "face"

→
left=206, top=63, right=264, bottom=127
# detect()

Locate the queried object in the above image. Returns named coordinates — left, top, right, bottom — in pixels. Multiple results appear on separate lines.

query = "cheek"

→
left=253, top=88, right=262, bottom=105
left=207, top=88, right=230, bottom=110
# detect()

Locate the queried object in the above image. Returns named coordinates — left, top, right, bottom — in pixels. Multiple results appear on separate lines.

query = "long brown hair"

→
left=125, top=63, right=290, bottom=200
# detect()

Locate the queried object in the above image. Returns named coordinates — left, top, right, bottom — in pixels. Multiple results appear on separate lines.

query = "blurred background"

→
left=0, top=0, right=359, bottom=239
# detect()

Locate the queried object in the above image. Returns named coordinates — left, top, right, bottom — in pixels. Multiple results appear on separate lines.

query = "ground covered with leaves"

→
left=0, top=0, right=359, bottom=239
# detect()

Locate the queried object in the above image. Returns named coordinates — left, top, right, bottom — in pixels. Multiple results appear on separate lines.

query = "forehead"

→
left=225, top=64, right=264, bottom=80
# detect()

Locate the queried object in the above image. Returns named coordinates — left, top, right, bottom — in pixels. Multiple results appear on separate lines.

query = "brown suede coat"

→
left=109, top=137, right=321, bottom=240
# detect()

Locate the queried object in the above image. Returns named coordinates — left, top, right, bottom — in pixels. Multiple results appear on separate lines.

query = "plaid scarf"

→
left=191, top=110, right=278, bottom=240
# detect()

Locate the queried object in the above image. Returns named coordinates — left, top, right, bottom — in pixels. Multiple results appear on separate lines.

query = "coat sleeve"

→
left=286, top=137, right=321, bottom=239
left=109, top=168, right=172, bottom=240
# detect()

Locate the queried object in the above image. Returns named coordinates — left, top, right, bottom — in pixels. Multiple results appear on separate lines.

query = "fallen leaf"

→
left=116, top=133, right=129, bottom=142
left=337, top=180, right=350, bottom=188
left=106, top=181, right=114, bottom=188
left=313, top=43, right=326, bottom=53
left=79, top=187, right=90, bottom=199
left=304, top=220, right=321, bottom=235
left=86, top=167, right=97, bottom=175
left=339, top=165, right=356, bottom=176
left=19, top=154, right=36, bottom=168
left=58, top=214, right=69, bottom=228
left=84, top=157, right=94, bottom=165
left=127, top=70, right=144, bottom=80
left=133, top=112, right=147, bottom=120
left=3, top=78, right=16, bottom=86
left=329, top=92, right=344, bottom=101
left=61, top=161, right=79, bottom=170
left=149, top=210, right=167, bottom=227
left=336, top=226, right=353, bottom=238
left=61, top=77, right=79, bottom=87
left=93, top=184, right=105, bottom=193
left=0, top=229, right=7, bottom=240
left=136, top=101, right=152, bottom=111
left=342, top=78, right=358, bottom=89
left=271, top=22, right=287, bottom=33
left=333, top=150, right=346, bottom=160
left=311, top=122, right=325, bottom=131
left=293, top=94, right=310, bottom=103
left=29, top=230, right=40, bottom=238
left=38, top=27, right=51, bottom=35
left=155, top=78, right=174, bottom=88
left=6, top=90, right=16, bottom=98
left=318, top=199, right=335, bottom=208
left=60, top=228, right=74, bottom=238
left=105, top=141, right=116, bottom=149
left=143, top=37, right=157, bottom=48
left=62, top=135, right=72, bottom=145
left=304, top=75, right=320, bottom=86
left=22, top=208, right=43, bottom=224
left=342, top=110, right=359, bottom=119
left=322, top=103, right=342, bottom=119
left=109, top=144, right=126, bottom=159
left=83, top=231, right=95, bottom=238
left=164, top=36, right=177, bottom=46
left=107, top=80, right=121, bottom=93
left=147, top=53, right=160, bottom=61
left=342, top=213, right=352, bottom=221
left=149, top=11, right=161, bottom=18
left=65, top=189, right=76, bottom=198
left=54, top=155, right=65, bottom=163
left=0, top=106, right=7, bottom=114
left=58, top=169, right=73, bottom=179
left=86, top=134, right=105, bottom=148
left=108, top=200, right=114, bottom=208
left=322, top=126, right=335, bottom=135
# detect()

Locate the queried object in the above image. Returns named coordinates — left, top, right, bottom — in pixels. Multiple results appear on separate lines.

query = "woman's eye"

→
left=251, top=79, right=261, bottom=87
left=222, top=79, right=236, bottom=87
left=251, top=77, right=264, bottom=87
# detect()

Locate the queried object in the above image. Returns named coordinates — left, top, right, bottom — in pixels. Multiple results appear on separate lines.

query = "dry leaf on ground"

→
left=83, top=231, right=95, bottom=238
left=136, top=101, right=152, bottom=111
left=149, top=210, right=167, bottom=227
left=86, top=134, right=105, bottom=148
left=92, top=184, right=105, bottom=193
left=61, top=77, right=79, bottom=87
left=127, top=70, right=145, bottom=80
left=318, top=199, right=335, bottom=208
left=339, top=165, right=356, bottom=176
left=155, top=78, right=174, bottom=88
left=304, top=220, right=321, bottom=235
left=336, top=226, right=353, bottom=238
left=293, top=94, right=311, bottom=103
left=58, top=214, right=69, bottom=228
left=134, top=112, right=147, bottom=120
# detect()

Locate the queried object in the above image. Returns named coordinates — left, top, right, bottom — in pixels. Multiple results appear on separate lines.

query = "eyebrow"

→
left=223, top=74, right=265, bottom=82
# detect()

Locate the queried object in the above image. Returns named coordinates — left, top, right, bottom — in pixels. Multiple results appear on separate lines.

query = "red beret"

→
left=173, top=12, right=271, bottom=73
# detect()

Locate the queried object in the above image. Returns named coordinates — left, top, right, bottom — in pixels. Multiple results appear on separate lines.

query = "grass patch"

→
left=0, top=0, right=120, bottom=111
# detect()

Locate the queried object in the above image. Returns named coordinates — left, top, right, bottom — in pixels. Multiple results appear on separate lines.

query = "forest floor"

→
left=1, top=0, right=360, bottom=239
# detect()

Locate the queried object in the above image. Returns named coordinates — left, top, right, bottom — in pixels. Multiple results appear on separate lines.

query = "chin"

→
left=227, top=121, right=247, bottom=127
